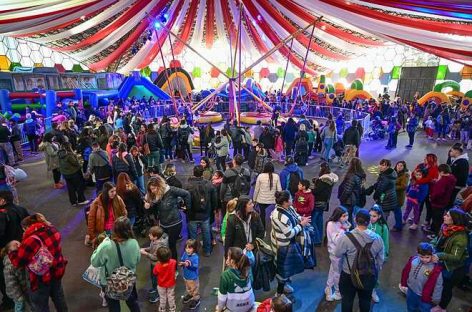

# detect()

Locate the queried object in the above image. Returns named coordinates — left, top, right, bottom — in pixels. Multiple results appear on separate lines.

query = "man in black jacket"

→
left=187, top=165, right=217, bottom=256
left=448, top=144, right=469, bottom=206
left=0, top=190, right=29, bottom=309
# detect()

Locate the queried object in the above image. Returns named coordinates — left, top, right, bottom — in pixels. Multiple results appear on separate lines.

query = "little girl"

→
left=424, top=116, right=435, bottom=139
left=153, top=246, right=176, bottom=312
left=179, top=239, right=200, bottom=310
left=212, top=170, right=224, bottom=233
left=220, top=198, right=238, bottom=244
left=402, top=169, right=429, bottom=230
left=2, top=241, right=30, bottom=311
left=217, top=247, right=255, bottom=312
left=368, top=205, right=390, bottom=303
left=270, top=131, right=284, bottom=163
left=325, top=207, right=350, bottom=301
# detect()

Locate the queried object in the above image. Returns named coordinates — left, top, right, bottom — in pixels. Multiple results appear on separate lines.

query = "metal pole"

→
left=237, top=2, right=243, bottom=125
left=296, top=19, right=318, bottom=102
left=155, top=30, right=177, bottom=112
left=280, top=38, right=294, bottom=97
left=167, top=32, right=184, bottom=102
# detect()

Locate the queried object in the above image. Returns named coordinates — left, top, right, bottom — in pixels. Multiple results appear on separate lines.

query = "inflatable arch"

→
left=433, top=80, right=460, bottom=92
left=344, top=80, right=374, bottom=101
left=285, top=78, right=314, bottom=98
left=154, top=68, right=194, bottom=96
left=417, top=81, right=458, bottom=106
left=335, top=82, right=345, bottom=94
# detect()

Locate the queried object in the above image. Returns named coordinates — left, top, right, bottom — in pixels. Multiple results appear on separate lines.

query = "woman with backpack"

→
left=224, top=196, right=264, bottom=255
left=144, top=176, right=191, bottom=263
left=112, top=143, right=137, bottom=183
left=38, top=132, right=63, bottom=189
left=338, top=157, right=366, bottom=226
left=177, top=119, right=194, bottom=162
left=116, top=172, right=143, bottom=226
left=253, top=161, right=282, bottom=230
left=144, top=124, right=164, bottom=172
left=7, top=213, right=68, bottom=312
left=91, top=216, right=141, bottom=312
left=270, top=190, right=311, bottom=297
left=58, top=142, right=89, bottom=206
left=214, top=130, right=230, bottom=171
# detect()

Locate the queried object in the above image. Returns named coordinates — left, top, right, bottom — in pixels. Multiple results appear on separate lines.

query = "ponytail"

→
left=228, top=247, right=250, bottom=279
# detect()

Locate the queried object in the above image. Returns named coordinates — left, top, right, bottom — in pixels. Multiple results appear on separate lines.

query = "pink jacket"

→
left=326, top=221, right=349, bottom=255
left=274, top=136, right=284, bottom=153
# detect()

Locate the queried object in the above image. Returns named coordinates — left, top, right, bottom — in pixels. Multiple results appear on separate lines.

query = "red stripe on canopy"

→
left=173, top=0, right=199, bottom=54
left=366, top=0, right=472, bottom=16
left=205, top=0, right=215, bottom=48
left=321, top=0, right=472, bottom=36
left=57, top=0, right=152, bottom=52
left=220, top=0, right=237, bottom=45
left=88, top=0, right=169, bottom=71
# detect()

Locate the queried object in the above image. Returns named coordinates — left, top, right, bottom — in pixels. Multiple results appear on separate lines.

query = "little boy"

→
left=424, top=116, right=435, bottom=139
left=140, top=226, right=169, bottom=303
left=293, top=179, right=315, bottom=218
left=153, top=247, right=176, bottom=312
left=179, top=239, right=200, bottom=309
left=400, top=242, right=443, bottom=312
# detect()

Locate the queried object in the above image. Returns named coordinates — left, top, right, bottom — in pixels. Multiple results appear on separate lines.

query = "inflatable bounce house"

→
left=344, top=79, right=374, bottom=101
left=416, top=80, right=472, bottom=110
left=154, top=60, right=194, bottom=97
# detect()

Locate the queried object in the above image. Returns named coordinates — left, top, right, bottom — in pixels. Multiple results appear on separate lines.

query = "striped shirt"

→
left=270, top=205, right=302, bottom=249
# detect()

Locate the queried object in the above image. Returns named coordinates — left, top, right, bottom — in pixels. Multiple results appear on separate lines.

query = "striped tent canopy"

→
left=0, top=0, right=471, bottom=75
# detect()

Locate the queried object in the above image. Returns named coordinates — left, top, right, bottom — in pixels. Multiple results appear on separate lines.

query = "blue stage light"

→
left=154, top=21, right=161, bottom=29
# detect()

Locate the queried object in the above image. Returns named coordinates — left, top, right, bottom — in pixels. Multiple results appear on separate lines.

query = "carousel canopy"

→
left=0, top=0, right=471, bottom=75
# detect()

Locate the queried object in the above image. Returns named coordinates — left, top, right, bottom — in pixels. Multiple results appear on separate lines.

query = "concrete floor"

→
left=8, top=131, right=472, bottom=312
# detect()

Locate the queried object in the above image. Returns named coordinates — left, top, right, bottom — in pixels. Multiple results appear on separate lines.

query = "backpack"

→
left=286, top=171, right=300, bottom=197
left=27, top=235, right=54, bottom=276
left=231, top=168, right=250, bottom=197
left=188, top=181, right=207, bottom=214
left=105, top=241, right=136, bottom=301
left=83, top=146, right=92, bottom=162
left=179, top=127, right=190, bottom=144
left=345, top=232, right=378, bottom=289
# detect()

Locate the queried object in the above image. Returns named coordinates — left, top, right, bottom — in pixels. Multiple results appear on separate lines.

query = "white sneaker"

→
left=78, top=200, right=90, bottom=205
left=100, top=291, right=108, bottom=307
left=371, top=289, right=380, bottom=303
left=332, top=291, right=342, bottom=300
left=398, top=284, right=407, bottom=295
left=409, top=224, right=418, bottom=230
left=283, top=283, right=294, bottom=294
left=325, top=287, right=334, bottom=301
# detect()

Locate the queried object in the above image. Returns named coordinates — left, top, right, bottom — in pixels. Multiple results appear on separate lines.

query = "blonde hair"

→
left=145, top=175, right=167, bottom=202
left=226, top=198, right=238, bottom=213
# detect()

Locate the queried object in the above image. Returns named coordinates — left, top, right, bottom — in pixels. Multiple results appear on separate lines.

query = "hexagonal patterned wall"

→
left=0, top=35, right=88, bottom=71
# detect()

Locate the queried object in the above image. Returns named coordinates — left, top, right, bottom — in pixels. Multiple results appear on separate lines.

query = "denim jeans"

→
left=150, top=263, right=157, bottom=290
left=128, top=216, right=136, bottom=227
left=311, top=209, right=324, bottom=244
left=322, top=138, right=334, bottom=160
left=104, top=284, right=140, bottom=312
left=188, top=219, right=212, bottom=254
left=134, top=175, right=145, bottom=194
left=393, top=206, right=403, bottom=230
left=147, top=151, right=160, bottom=171
left=406, top=289, right=432, bottom=312
left=29, top=278, right=68, bottom=312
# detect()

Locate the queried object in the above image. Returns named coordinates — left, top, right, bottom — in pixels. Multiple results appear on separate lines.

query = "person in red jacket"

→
left=428, top=164, right=457, bottom=239
left=7, top=213, right=68, bottom=312
left=293, top=179, right=314, bottom=218
left=412, top=154, right=439, bottom=228
left=257, top=294, right=293, bottom=312
left=153, top=246, right=176, bottom=312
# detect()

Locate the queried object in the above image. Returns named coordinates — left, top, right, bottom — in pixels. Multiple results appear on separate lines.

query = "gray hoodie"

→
left=334, top=228, right=385, bottom=274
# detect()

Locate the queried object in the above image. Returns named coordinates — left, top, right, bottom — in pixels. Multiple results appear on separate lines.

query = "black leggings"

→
left=162, top=221, right=183, bottom=263
left=52, top=168, right=61, bottom=184
left=440, top=267, right=466, bottom=309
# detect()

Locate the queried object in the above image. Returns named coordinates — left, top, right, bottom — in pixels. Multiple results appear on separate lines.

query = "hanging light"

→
left=154, top=21, right=161, bottom=30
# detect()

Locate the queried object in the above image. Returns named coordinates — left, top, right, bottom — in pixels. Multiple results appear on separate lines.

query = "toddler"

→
left=179, top=239, right=200, bottom=309
left=153, top=247, right=176, bottom=312
left=2, top=241, right=30, bottom=311
left=293, top=179, right=315, bottom=218
left=403, top=169, right=429, bottom=230
left=140, top=226, right=169, bottom=303
left=424, top=116, right=434, bottom=139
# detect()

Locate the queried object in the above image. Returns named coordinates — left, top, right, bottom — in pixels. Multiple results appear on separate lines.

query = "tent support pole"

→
left=154, top=31, right=177, bottom=112
left=280, top=38, right=294, bottom=100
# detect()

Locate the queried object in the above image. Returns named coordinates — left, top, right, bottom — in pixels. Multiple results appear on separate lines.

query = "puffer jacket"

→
left=313, top=172, right=339, bottom=203
left=112, top=153, right=137, bottom=180
left=396, top=170, right=409, bottom=207
left=370, top=168, right=398, bottom=212
left=58, top=149, right=81, bottom=176
left=338, top=173, right=365, bottom=207
left=224, top=211, right=264, bottom=254
left=38, top=141, right=60, bottom=171
left=432, top=228, right=468, bottom=272
left=3, top=255, right=28, bottom=301
left=215, top=136, right=229, bottom=157
left=87, top=194, right=127, bottom=240
left=145, top=131, right=163, bottom=152
left=150, top=186, right=191, bottom=228
left=254, top=150, right=269, bottom=174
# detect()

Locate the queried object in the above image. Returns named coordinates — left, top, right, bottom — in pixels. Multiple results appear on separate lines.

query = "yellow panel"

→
left=0, top=55, right=11, bottom=71
left=34, top=63, right=43, bottom=67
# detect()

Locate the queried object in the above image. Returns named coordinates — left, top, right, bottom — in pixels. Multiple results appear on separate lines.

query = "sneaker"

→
left=371, top=289, right=380, bottom=303
left=427, top=234, right=437, bottom=240
left=398, top=284, right=407, bottom=295
left=203, top=252, right=211, bottom=257
left=332, top=291, right=342, bottom=301
left=78, top=200, right=90, bottom=205
left=182, top=294, right=192, bottom=304
left=405, top=145, right=412, bottom=148
left=283, top=283, right=294, bottom=294
left=402, top=219, right=407, bottom=225
left=325, top=287, right=334, bottom=301
left=188, top=299, right=201, bottom=310
left=149, top=295, right=159, bottom=303
left=430, top=306, right=446, bottom=312
left=409, top=224, right=418, bottom=230
left=422, top=221, right=430, bottom=227
left=148, top=288, right=157, bottom=294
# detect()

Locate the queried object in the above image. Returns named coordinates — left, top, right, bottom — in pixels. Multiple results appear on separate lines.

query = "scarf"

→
left=441, top=224, right=465, bottom=237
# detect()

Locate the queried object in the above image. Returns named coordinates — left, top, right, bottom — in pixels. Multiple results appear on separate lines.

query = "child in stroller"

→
left=367, top=117, right=386, bottom=140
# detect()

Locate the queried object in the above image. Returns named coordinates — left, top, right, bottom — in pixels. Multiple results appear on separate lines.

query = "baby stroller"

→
left=341, top=144, right=357, bottom=167
left=367, top=120, right=386, bottom=141
left=207, top=142, right=218, bottom=163
left=332, top=140, right=344, bottom=164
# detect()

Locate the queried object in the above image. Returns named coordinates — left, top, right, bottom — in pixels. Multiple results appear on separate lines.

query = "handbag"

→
left=143, top=135, right=150, bottom=156
left=27, top=235, right=53, bottom=276
left=82, top=264, right=102, bottom=288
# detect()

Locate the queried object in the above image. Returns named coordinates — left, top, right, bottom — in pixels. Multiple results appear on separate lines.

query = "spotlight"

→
left=257, top=14, right=262, bottom=21
left=164, top=13, right=169, bottom=19
left=154, top=21, right=161, bottom=29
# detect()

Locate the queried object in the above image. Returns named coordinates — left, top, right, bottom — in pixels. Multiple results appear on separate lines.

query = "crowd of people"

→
left=0, top=95, right=471, bottom=312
